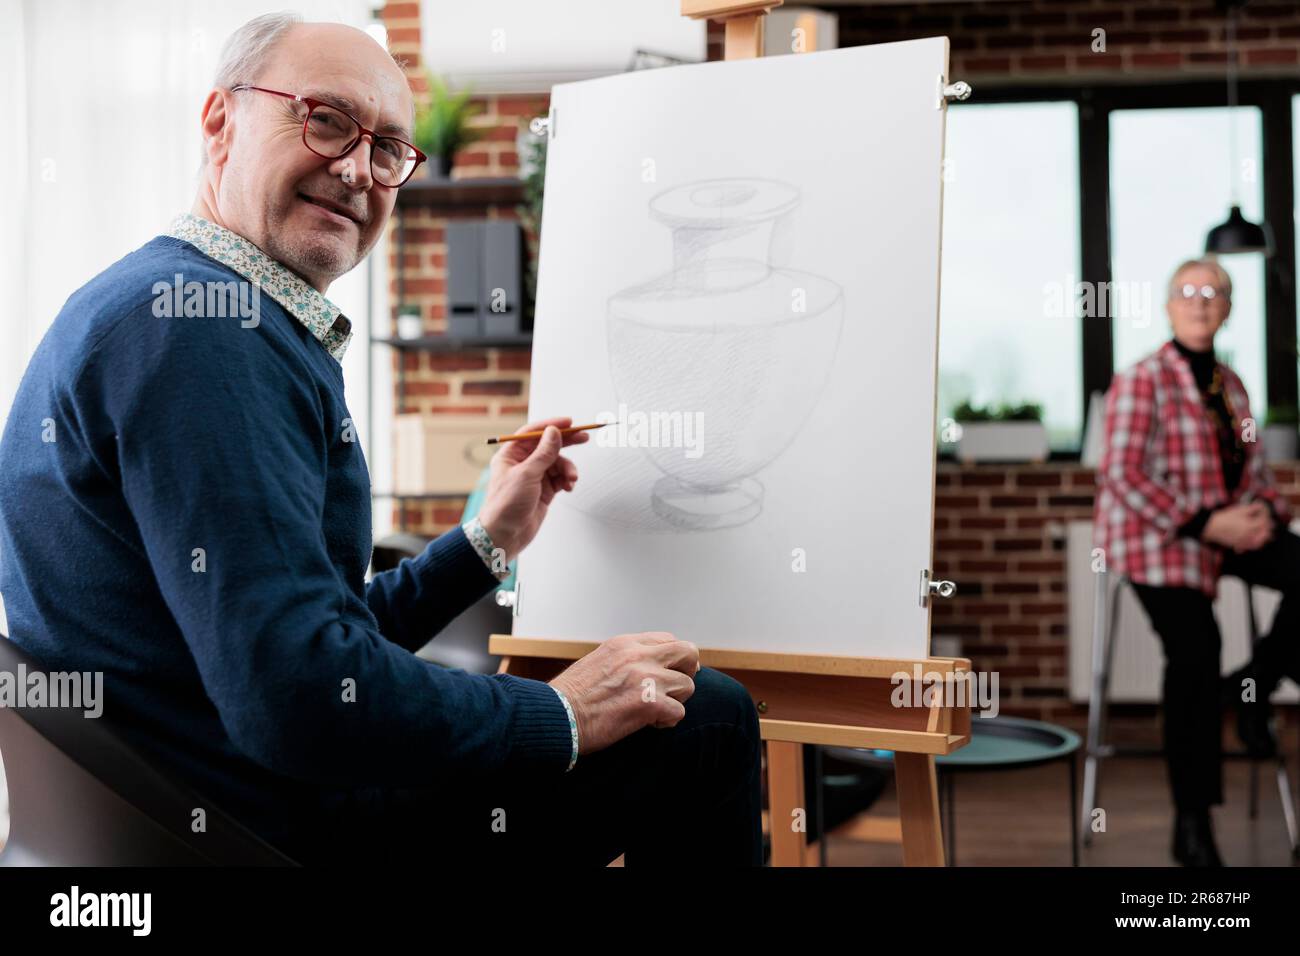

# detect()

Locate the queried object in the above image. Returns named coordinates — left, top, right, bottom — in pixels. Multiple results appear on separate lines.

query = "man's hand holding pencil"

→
left=477, top=416, right=589, bottom=561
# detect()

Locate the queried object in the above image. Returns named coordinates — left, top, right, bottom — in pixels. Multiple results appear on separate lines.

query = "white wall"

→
left=421, top=0, right=706, bottom=92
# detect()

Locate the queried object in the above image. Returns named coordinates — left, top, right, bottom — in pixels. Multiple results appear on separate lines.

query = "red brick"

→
left=1132, top=8, right=1181, bottom=24
left=963, top=56, right=1014, bottom=72
left=991, top=622, right=1042, bottom=637
left=382, top=2, right=419, bottom=21
left=1015, top=472, right=1062, bottom=487
left=1019, top=54, right=1069, bottom=71
left=1245, top=48, right=1299, bottom=66
left=403, top=228, right=445, bottom=244
left=1244, top=3, right=1300, bottom=20
left=990, top=495, right=1038, bottom=508
left=497, top=96, right=551, bottom=117
left=496, top=351, right=533, bottom=371
left=427, top=354, right=489, bottom=371
left=1073, top=52, right=1126, bottom=70
left=959, top=516, right=1008, bottom=530
left=462, top=380, right=523, bottom=396
left=992, top=538, right=1048, bottom=552
left=1019, top=644, right=1067, bottom=658
left=1016, top=559, right=1064, bottom=574
left=1047, top=494, right=1094, bottom=508
left=935, top=538, right=987, bottom=552
left=1021, top=601, right=1066, bottom=616
left=386, top=26, right=420, bottom=46
left=1130, top=51, right=1184, bottom=68
left=959, top=471, right=1008, bottom=487
left=957, top=559, right=1009, bottom=574
left=404, top=381, right=450, bottom=396
left=991, top=581, right=1042, bottom=595
left=478, top=125, right=522, bottom=143
left=427, top=405, right=491, bottom=415
left=401, top=278, right=446, bottom=295
left=936, top=494, right=981, bottom=509
left=1156, top=28, right=1212, bottom=43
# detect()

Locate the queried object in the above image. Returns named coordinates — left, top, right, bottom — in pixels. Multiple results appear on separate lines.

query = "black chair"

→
left=0, top=636, right=295, bottom=866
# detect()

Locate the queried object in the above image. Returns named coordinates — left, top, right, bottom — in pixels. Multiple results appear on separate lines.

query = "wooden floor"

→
left=819, top=753, right=1299, bottom=867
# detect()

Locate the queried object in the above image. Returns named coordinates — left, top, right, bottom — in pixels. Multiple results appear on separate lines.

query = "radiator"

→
left=1067, top=520, right=1300, bottom=704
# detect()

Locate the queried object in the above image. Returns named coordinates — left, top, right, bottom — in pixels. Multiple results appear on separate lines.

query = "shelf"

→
left=395, top=176, right=527, bottom=210
left=372, top=334, right=532, bottom=351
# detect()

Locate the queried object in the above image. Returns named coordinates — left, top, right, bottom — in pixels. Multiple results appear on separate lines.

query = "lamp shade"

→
left=1205, top=205, right=1273, bottom=256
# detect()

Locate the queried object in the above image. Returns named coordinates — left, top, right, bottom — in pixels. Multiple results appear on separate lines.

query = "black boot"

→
left=1172, top=809, right=1224, bottom=867
left=1223, top=666, right=1277, bottom=759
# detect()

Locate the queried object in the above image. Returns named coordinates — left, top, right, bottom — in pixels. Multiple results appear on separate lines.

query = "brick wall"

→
left=838, top=0, right=1300, bottom=82
left=380, top=3, right=544, bottom=531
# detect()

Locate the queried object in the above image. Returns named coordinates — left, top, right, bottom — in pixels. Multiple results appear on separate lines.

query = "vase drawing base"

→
left=650, top=475, right=763, bottom=530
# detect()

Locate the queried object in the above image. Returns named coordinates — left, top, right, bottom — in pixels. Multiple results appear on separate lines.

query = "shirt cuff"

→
left=551, top=686, right=580, bottom=772
left=461, top=516, right=510, bottom=581
left=1177, top=506, right=1216, bottom=541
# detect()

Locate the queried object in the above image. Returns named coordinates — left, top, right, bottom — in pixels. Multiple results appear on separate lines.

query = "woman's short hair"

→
left=1168, top=257, right=1233, bottom=301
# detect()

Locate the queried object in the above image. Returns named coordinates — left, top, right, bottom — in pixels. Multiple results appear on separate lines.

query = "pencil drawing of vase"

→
left=606, top=178, right=844, bottom=530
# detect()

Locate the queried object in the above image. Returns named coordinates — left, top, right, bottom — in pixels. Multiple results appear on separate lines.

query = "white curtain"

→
left=0, top=0, right=392, bottom=849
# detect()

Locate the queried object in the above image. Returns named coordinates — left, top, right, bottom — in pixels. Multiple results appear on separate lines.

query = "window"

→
left=1110, top=106, right=1266, bottom=408
left=938, top=101, right=1082, bottom=451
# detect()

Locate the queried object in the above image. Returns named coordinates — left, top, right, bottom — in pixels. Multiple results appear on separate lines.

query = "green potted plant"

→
left=951, top=400, right=1049, bottom=463
left=1263, top=403, right=1299, bottom=462
left=412, top=73, right=483, bottom=179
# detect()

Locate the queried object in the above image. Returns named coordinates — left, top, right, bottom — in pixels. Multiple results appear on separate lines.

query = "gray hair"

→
left=197, top=13, right=302, bottom=170
left=215, top=11, right=303, bottom=90
left=1168, top=256, right=1233, bottom=301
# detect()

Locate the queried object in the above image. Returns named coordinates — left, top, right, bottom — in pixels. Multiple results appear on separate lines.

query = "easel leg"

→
left=766, top=740, right=806, bottom=866
left=895, top=752, right=946, bottom=866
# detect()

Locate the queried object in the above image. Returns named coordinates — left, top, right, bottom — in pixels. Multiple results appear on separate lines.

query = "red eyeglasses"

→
left=232, top=85, right=426, bottom=187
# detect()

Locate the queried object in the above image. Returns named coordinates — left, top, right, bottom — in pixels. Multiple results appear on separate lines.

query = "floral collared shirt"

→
left=166, top=213, right=353, bottom=362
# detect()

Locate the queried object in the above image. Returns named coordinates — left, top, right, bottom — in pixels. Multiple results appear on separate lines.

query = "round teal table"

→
left=824, top=715, right=1082, bottom=866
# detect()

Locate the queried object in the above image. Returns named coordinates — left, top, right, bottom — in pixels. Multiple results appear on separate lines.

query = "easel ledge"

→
left=492, top=637, right=970, bottom=754
left=493, top=636, right=972, bottom=867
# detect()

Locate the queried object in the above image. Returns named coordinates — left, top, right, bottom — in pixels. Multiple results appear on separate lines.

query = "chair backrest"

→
left=0, top=637, right=295, bottom=866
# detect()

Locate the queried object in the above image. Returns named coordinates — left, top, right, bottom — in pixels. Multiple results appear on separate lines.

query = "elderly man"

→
left=0, top=13, right=761, bottom=866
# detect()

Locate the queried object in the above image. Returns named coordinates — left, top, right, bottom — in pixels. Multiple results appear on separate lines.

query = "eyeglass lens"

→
left=304, top=103, right=416, bottom=186
left=1180, top=283, right=1222, bottom=301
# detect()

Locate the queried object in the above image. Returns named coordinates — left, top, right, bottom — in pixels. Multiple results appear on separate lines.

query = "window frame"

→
left=943, top=79, right=1300, bottom=461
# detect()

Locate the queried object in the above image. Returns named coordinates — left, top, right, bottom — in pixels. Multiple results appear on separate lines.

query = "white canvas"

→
left=515, top=38, right=950, bottom=659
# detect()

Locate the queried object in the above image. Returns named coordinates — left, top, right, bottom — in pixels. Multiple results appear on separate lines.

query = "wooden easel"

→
left=494, top=0, right=970, bottom=867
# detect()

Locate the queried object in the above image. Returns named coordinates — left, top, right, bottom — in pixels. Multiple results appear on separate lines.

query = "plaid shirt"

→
left=1093, top=340, right=1292, bottom=598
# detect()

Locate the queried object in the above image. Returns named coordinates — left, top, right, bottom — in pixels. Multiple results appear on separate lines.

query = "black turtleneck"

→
left=1169, top=337, right=1250, bottom=540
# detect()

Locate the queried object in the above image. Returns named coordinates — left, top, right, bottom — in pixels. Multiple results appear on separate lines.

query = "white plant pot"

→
left=1261, top=424, right=1299, bottom=462
left=955, top=421, right=1049, bottom=464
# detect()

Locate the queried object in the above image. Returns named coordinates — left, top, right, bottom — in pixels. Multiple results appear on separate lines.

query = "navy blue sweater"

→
left=0, top=236, right=571, bottom=850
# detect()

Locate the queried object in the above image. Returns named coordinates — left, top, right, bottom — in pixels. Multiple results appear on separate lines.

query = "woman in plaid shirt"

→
left=1094, top=257, right=1299, bottom=867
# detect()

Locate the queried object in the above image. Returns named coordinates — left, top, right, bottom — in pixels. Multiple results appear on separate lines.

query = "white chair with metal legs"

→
left=1081, top=569, right=1299, bottom=860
